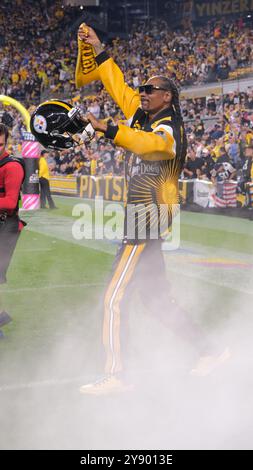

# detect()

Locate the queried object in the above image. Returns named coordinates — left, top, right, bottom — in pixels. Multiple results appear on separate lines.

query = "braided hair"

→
left=150, top=75, right=187, bottom=168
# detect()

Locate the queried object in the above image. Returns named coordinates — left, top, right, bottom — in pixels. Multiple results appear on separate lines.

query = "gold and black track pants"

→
left=103, top=239, right=208, bottom=375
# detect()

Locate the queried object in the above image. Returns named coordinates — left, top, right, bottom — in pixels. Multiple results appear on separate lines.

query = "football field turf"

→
left=0, top=196, right=252, bottom=449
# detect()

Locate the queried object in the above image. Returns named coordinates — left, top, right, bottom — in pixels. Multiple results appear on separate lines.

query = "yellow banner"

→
left=50, top=176, right=78, bottom=195
left=80, top=175, right=126, bottom=202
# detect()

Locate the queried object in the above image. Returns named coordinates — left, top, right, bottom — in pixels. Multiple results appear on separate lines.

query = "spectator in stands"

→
left=207, top=94, right=217, bottom=115
left=99, top=143, right=113, bottom=174
left=183, top=149, right=204, bottom=179
left=87, top=99, right=101, bottom=119
left=212, top=160, right=237, bottom=183
left=194, top=116, right=205, bottom=138
left=197, top=148, right=216, bottom=180
left=242, top=143, right=253, bottom=183
left=209, top=123, right=224, bottom=140
left=216, top=147, right=230, bottom=164
left=227, top=134, right=241, bottom=168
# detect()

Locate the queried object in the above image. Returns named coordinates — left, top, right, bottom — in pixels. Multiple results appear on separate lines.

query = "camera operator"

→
left=0, top=123, right=25, bottom=337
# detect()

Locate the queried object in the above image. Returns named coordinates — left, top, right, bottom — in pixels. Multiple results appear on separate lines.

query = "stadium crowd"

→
left=1, top=0, right=253, bottom=104
left=0, top=0, right=253, bottom=189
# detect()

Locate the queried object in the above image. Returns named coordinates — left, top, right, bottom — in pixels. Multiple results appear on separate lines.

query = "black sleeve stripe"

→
left=105, top=125, right=119, bottom=140
left=95, top=51, right=110, bottom=66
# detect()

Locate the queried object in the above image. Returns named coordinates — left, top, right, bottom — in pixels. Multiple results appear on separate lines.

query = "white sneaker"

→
left=190, top=347, right=231, bottom=377
left=79, top=375, right=134, bottom=395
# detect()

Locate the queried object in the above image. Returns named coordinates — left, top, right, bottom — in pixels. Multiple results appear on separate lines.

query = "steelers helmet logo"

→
left=30, top=99, right=87, bottom=150
left=33, top=115, right=47, bottom=134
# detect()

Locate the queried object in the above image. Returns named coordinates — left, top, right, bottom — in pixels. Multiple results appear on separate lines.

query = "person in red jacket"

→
left=0, top=123, right=25, bottom=338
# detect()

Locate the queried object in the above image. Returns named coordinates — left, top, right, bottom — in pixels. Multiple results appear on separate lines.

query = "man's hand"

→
left=84, top=112, right=107, bottom=133
left=78, top=23, right=104, bottom=55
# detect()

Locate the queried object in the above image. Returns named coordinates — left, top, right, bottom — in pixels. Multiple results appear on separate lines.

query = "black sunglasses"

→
left=138, top=85, right=170, bottom=94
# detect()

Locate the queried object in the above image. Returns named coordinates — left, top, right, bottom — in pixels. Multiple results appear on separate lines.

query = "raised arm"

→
left=77, top=24, right=140, bottom=120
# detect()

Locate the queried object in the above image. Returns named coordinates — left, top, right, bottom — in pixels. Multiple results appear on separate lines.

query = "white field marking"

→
left=0, top=376, right=89, bottom=392
left=1, top=282, right=105, bottom=294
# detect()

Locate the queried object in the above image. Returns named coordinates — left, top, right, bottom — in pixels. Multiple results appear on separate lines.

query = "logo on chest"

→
left=131, top=157, right=160, bottom=176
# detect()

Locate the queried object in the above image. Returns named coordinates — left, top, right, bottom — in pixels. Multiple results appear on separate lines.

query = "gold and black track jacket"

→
left=89, top=51, right=187, bottom=242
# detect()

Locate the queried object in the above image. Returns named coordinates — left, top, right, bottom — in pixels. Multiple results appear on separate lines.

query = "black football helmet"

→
left=30, top=100, right=87, bottom=150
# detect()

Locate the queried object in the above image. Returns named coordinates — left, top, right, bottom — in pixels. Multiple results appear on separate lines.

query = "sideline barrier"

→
left=49, top=176, right=78, bottom=196
left=79, top=175, right=126, bottom=201
left=50, top=175, right=252, bottom=216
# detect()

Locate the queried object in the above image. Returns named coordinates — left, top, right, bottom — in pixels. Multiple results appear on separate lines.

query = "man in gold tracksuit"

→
left=77, top=25, right=229, bottom=393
